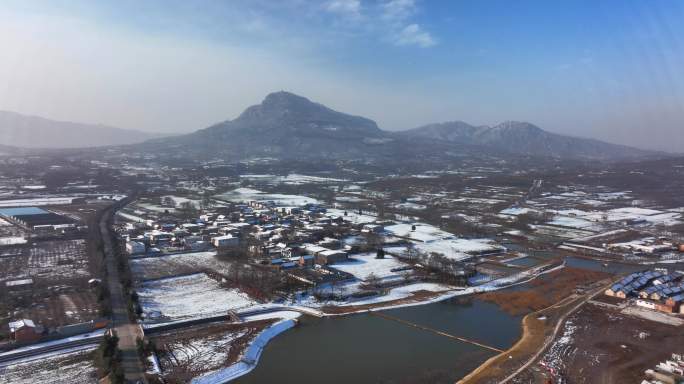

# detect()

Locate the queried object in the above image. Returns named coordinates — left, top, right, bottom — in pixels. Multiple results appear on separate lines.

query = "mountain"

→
left=400, top=120, right=654, bottom=159
left=0, top=110, right=164, bottom=148
left=141, top=91, right=655, bottom=163
left=144, top=91, right=426, bottom=161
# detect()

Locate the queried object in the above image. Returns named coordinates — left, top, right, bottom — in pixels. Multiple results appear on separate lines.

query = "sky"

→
left=0, top=0, right=683, bottom=152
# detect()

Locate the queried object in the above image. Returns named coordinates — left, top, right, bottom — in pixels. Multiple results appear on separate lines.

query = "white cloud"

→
left=325, top=0, right=361, bottom=18
left=381, top=0, right=416, bottom=21
left=395, top=23, right=435, bottom=47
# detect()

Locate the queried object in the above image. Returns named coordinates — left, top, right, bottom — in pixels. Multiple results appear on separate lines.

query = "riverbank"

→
left=189, top=260, right=565, bottom=383
left=457, top=278, right=614, bottom=384
left=189, top=318, right=298, bottom=384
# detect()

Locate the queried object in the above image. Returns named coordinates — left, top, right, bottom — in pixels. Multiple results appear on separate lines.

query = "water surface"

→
left=236, top=298, right=520, bottom=384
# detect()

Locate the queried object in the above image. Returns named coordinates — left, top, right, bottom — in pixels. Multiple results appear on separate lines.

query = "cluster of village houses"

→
left=121, top=199, right=412, bottom=288
left=124, top=200, right=363, bottom=260
left=605, top=269, right=684, bottom=314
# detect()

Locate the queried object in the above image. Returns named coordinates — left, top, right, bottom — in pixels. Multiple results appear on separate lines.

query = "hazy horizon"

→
left=1, top=1, right=683, bottom=152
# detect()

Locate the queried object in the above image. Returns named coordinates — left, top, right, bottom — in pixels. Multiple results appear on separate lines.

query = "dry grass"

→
left=478, top=267, right=611, bottom=316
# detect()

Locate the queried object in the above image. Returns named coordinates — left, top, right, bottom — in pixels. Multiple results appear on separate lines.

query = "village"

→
left=0, top=153, right=684, bottom=383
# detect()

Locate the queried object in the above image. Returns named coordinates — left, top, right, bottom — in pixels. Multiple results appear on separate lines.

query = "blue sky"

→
left=0, top=0, right=683, bottom=151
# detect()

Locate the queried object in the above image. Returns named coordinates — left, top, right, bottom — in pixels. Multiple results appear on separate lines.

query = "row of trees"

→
left=95, top=332, right=125, bottom=384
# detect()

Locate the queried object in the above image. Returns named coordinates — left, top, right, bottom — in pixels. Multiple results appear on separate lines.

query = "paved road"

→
left=100, top=205, right=148, bottom=384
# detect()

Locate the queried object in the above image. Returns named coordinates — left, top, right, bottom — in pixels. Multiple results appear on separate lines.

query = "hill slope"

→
left=0, top=110, right=163, bottom=148
left=400, top=121, right=652, bottom=159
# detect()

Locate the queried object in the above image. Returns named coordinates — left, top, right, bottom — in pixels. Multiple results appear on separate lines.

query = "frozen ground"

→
left=416, top=238, right=502, bottom=261
left=216, top=188, right=320, bottom=206
left=0, top=348, right=98, bottom=384
left=325, top=208, right=377, bottom=224
left=620, top=306, right=684, bottom=326
left=392, top=202, right=427, bottom=210
left=330, top=252, right=407, bottom=281
left=336, top=282, right=453, bottom=307
left=0, top=239, right=90, bottom=282
left=139, top=273, right=256, bottom=324
left=500, top=207, right=537, bottom=216
left=159, top=329, right=249, bottom=379
left=240, top=173, right=346, bottom=185
left=191, top=319, right=297, bottom=384
left=130, top=251, right=232, bottom=279
left=0, top=236, right=26, bottom=245
left=385, top=235, right=503, bottom=262
left=384, top=223, right=453, bottom=242
left=116, top=211, right=146, bottom=222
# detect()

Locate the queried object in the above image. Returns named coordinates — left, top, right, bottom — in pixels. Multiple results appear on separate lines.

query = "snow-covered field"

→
left=392, top=202, right=427, bottom=210
left=547, top=207, right=682, bottom=228
left=116, top=211, right=146, bottom=222
left=216, top=188, right=320, bottom=206
left=500, top=207, right=537, bottom=216
left=330, top=252, right=407, bottom=281
left=0, top=348, right=98, bottom=384
left=336, top=282, right=453, bottom=307
left=384, top=223, right=453, bottom=242
left=1, top=239, right=90, bottom=282
left=240, top=173, right=346, bottom=185
left=130, top=251, right=232, bottom=279
left=159, top=329, right=248, bottom=379
left=191, top=319, right=297, bottom=384
left=325, top=208, right=376, bottom=224
left=386, top=238, right=502, bottom=262
left=0, top=236, right=26, bottom=245
left=415, top=238, right=502, bottom=261
left=139, top=273, right=256, bottom=324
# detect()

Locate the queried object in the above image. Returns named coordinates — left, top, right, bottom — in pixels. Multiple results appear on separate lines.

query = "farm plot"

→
left=387, top=237, right=504, bottom=262
left=0, top=219, right=26, bottom=242
left=0, top=348, right=98, bottom=384
left=216, top=188, right=320, bottom=206
left=138, top=273, right=257, bottom=324
left=330, top=252, right=408, bottom=282
left=2, top=290, right=100, bottom=332
left=130, top=251, right=233, bottom=280
left=384, top=223, right=454, bottom=242
left=0, top=239, right=90, bottom=283
left=154, top=321, right=270, bottom=383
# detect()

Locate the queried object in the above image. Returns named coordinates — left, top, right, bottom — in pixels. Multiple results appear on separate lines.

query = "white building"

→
left=126, top=241, right=146, bottom=255
left=212, top=234, right=239, bottom=248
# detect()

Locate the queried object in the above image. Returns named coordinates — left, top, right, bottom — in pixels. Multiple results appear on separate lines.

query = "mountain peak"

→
left=262, top=91, right=312, bottom=107
left=236, top=91, right=328, bottom=122
left=491, top=121, right=543, bottom=133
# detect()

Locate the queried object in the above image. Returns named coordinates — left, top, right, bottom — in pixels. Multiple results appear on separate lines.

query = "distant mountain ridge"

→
left=399, top=120, right=649, bottom=159
left=0, top=110, right=163, bottom=148
left=143, top=91, right=655, bottom=162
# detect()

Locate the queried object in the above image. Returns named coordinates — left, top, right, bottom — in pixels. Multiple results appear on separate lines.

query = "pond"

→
left=235, top=298, right=520, bottom=384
